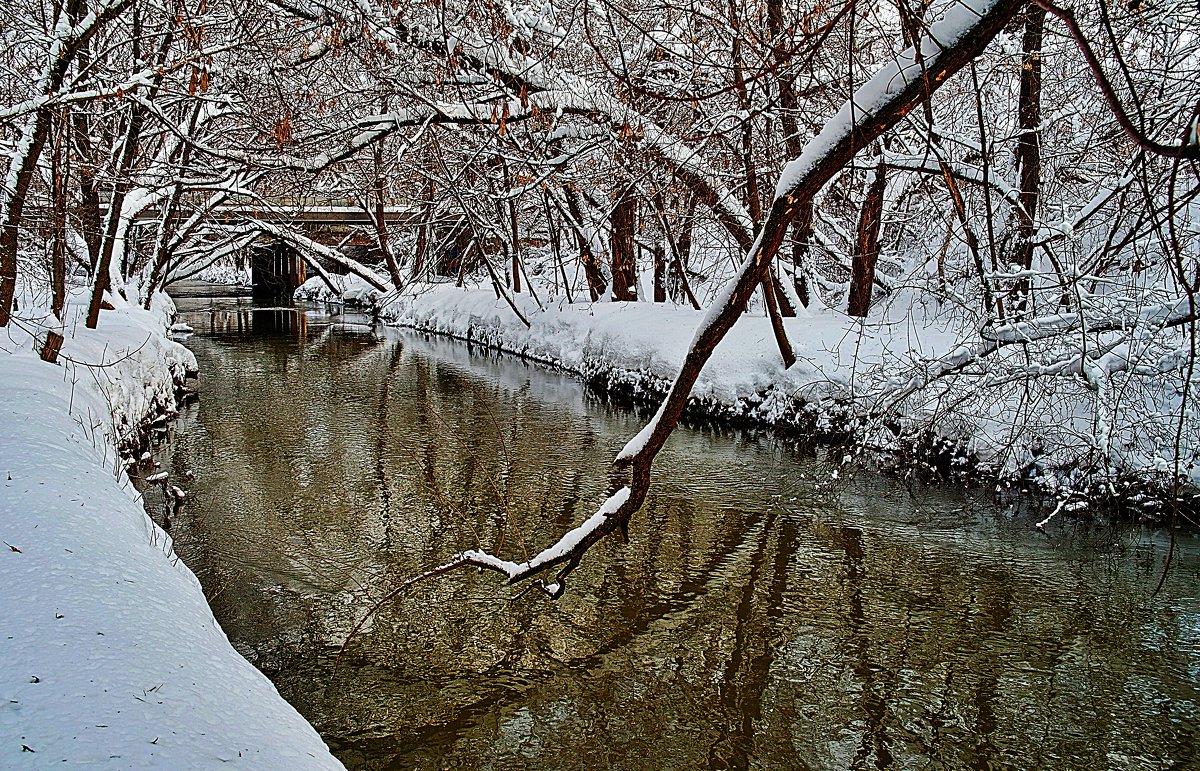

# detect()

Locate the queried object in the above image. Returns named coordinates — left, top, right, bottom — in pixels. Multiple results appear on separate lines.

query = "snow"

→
left=364, top=279, right=844, bottom=410
left=351, top=276, right=1198, bottom=494
left=458, top=486, right=631, bottom=581
left=294, top=272, right=387, bottom=309
left=617, top=402, right=667, bottom=461
left=360, top=277, right=926, bottom=456
left=775, top=0, right=1002, bottom=199
left=523, top=486, right=630, bottom=570
left=0, top=289, right=342, bottom=768
left=189, top=263, right=250, bottom=287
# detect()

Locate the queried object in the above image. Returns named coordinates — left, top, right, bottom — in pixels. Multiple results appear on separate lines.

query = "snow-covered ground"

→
left=297, top=274, right=849, bottom=416
left=295, top=274, right=1198, bottom=507
left=296, top=274, right=939, bottom=436
left=191, top=263, right=251, bottom=286
left=0, top=288, right=342, bottom=768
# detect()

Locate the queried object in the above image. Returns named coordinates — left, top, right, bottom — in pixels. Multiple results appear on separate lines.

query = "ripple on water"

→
left=144, top=285, right=1200, bottom=771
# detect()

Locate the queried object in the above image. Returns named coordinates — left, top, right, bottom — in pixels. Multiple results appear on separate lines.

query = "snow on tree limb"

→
left=341, top=487, right=634, bottom=643
left=254, top=3, right=758, bottom=247
left=880, top=298, right=1199, bottom=404
left=456, top=486, right=632, bottom=587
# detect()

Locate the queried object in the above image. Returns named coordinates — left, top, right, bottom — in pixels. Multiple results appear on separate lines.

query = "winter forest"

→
left=1, top=0, right=1198, bottom=766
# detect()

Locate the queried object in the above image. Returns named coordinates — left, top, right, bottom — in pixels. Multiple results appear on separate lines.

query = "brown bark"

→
left=1011, top=4, right=1045, bottom=314
left=374, top=141, right=403, bottom=288
left=40, top=331, right=64, bottom=364
left=729, top=0, right=791, bottom=326
left=653, top=244, right=666, bottom=303
left=563, top=187, right=607, bottom=300
left=848, top=156, right=887, bottom=317
left=610, top=189, right=637, bottom=301
left=761, top=266, right=797, bottom=368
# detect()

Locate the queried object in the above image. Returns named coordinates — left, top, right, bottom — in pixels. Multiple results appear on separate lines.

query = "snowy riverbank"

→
left=298, top=274, right=1198, bottom=516
left=0, top=289, right=342, bottom=768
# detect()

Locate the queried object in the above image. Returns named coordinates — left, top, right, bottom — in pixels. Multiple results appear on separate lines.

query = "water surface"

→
left=150, top=284, right=1200, bottom=770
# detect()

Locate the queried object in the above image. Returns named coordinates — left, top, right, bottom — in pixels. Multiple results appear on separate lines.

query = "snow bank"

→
left=377, top=282, right=841, bottom=417
left=372, top=281, right=915, bottom=431
left=295, top=273, right=387, bottom=310
left=192, top=263, right=251, bottom=286
left=0, top=291, right=342, bottom=768
left=370, top=281, right=1198, bottom=507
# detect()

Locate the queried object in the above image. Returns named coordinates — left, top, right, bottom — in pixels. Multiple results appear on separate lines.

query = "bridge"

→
left=250, top=242, right=308, bottom=299
left=121, top=197, right=466, bottom=299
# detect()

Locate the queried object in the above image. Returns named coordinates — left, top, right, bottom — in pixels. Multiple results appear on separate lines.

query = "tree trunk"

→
left=0, top=112, right=52, bottom=327
left=86, top=111, right=143, bottom=328
left=790, top=201, right=814, bottom=307
left=542, top=187, right=573, bottom=302
left=510, top=197, right=521, bottom=294
left=50, top=110, right=68, bottom=318
left=374, top=141, right=403, bottom=288
left=653, top=244, right=666, bottom=303
left=610, top=189, right=637, bottom=301
left=1010, top=4, right=1046, bottom=315
left=495, top=157, right=521, bottom=293
left=848, top=157, right=887, bottom=317
left=563, top=187, right=607, bottom=300
left=73, top=115, right=104, bottom=273
left=414, top=175, right=434, bottom=279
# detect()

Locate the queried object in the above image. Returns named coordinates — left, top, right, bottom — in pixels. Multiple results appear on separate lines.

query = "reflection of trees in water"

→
left=160, top=311, right=1200, bottom=770
left=708, top=511, right=800, bottom=768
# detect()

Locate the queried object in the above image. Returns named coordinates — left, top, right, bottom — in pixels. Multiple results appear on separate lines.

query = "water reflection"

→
left=151, top=284, right=1200, bottom=770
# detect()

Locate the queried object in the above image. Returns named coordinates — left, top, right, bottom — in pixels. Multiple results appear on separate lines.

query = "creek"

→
left=146, top=283, right=1199, bottom=770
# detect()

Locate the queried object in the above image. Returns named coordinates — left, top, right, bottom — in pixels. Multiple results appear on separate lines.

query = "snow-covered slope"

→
left=334, top=277, right=1196, bottom=504
left=0, top=292, right=342, bottom=769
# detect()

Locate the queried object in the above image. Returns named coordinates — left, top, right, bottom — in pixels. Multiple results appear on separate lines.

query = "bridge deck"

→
left=129, top=205, right=428, bottom=226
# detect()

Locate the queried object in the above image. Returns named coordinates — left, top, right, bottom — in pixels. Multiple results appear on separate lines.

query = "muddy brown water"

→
left=146, top=283, right=1199, bottom=770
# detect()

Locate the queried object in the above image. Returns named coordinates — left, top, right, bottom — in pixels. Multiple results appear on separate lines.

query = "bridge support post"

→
left=251, top=241, right=305, bottom=300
